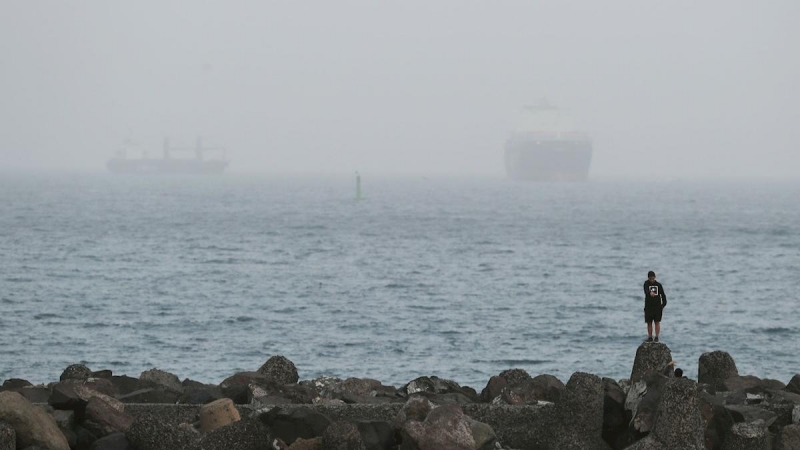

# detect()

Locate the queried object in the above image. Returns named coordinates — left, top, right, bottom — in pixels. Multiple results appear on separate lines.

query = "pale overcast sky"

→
left=1, top=1, right=798, bottom=178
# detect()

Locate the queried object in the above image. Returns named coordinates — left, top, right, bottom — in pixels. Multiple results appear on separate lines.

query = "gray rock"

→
left=83, top=396, right=135, bottom=438
left=395, top=397, right=435, bottom=429
left=257, top=355, right=299, bottom=385
left=724, top=404, right=778, bottom=428
left=0, top=391, right=70, bottom=450
left=652, top=378, right=705, bottom=450
left=786, top=374, right=800, bottom=395
left=117, top=388, right=181, bottom=404
left=60, top=364, right=93, bottom=382
left=721, top=421, right=768, bottom=450
left=545, top=372, right=609, bottom=450
left=258, top=407, right=332, bottom=445
left=630, top=342, right=672, bottom=383
left=139, top=368, right=184, bottom=395
left=0, top=421, right=15, bottom=450
left=88, top=432, right=130, bottom=450
left=356, top=421, right=395, bottom=450
left=479, top=369, right=532, bottom=403
left=400, top=404, right=495, bottom=450
left=698, top=351, right=739, bottom=391
left=2, top=379, right=32, bottom=389
left=322, top=421, right=366, bottom=450
left=199, top=418, right=274, bottom=450
left=125, top=415, right=199, bottom=450
left=775, top=423, right=800, bottom=450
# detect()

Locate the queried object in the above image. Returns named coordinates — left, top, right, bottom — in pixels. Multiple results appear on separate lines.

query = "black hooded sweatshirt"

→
left=643, top=280, right=667, bottom=311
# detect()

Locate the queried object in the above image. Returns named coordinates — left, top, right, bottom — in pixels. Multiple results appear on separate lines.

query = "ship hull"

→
left=106, top=158, right=229, bottom=175
left=504, top=139, right=592, bottom=181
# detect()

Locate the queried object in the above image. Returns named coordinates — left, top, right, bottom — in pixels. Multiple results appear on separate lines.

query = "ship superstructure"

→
left=504, top=102, right=592, bottom=181
left=107, top=138, right=229, bottom=174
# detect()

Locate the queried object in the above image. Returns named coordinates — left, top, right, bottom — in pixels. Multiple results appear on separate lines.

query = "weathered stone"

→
left=0, top=421, right=16, bottom=450
left=546, top=372, right=609, bottom=450
left=775, top=423, right=800, bottom=450
left=630, top=342, right=672, bottom=383
left=88, top=432, right=130, bottom=450
left=60, top=364, right=92, bottom=382
left=786, top=374, right=800, bottom=395
left=479, top=369, right=532, bottom=403
left=721, top=421, right=768, bottom=450
left=699, top=351, right=739, bottom=391
left=199, top=398, right=240, bottom=434
left=724, top=404, right=778, bottom=428
left=257, top=355, right=300, bottom=385
left=139, top=368, right=183, bottom=395
left=90, top=370, right=113, bottom=379
left=83, top=396, right=135, bottom=438
left=652, top=378, right=705, bottom=450
left=356, top=421, right=395, bottom=450
left=124, top=414, right=199, bottom=450
left=179, top=380, right=224, bottom=405
left=2, top=378, right=32, bottom=389
left=319, top=377, right=396, bottom=404
left=602, top=377, right=627, bottom=446
left=14, top=387, right=51, bottom=404
left=322, top=421, right=366, bottom=450
left=401, top=405, right=486, bottom=450
left=199, top=418, right=274, bottom=450
left=258, top=407, right=332, bottom=445
left=110, top=375, right=140, bottom=396
left=0, top=391, right=70, bottom=450
left=395, top=396, right=435, bottom=428
left=631, top=374, right=669, bottom=434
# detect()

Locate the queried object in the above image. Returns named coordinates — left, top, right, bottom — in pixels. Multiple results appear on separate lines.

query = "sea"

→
left=1, top=173, right=798, bottom=390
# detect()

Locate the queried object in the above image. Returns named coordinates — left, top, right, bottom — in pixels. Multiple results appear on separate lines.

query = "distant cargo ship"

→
left=504, top=102, right=592, bottom=181
left=107, top=138, right=229, bottom=174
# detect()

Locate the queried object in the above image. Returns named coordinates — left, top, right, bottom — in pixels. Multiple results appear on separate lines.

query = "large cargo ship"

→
left=107, top=138, right=229, bottom=174
left=504, top=102, right=592, bottom=181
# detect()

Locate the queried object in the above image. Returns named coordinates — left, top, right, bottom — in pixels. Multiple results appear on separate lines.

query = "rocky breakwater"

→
left=0, top=353, right=798, bottom=449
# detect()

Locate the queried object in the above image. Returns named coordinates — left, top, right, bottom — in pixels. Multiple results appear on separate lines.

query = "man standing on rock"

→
left=643, top=270, right=667, bottom=342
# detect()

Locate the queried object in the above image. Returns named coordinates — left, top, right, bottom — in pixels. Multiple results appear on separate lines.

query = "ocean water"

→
left=1, top=174, right=798, bottom=390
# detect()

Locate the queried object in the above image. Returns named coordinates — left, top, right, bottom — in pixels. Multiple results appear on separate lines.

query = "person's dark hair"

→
left=648, top=271, right=656, bottom=278
left=674, top=368, right=683, bottom=378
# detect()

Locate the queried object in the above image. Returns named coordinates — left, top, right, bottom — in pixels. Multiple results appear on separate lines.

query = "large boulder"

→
left=82, top=396, right=135, bottom=438
left=0, top=421, right=15, bottom=450
left=2, top=378, right=32, bottom=389
left=179, top=379, right=224, bottom=405
left=257, top=355, right=299, bottom=385
left=400, top=404, right=496, bottom=450
left=630, top=342, right=672, bottom=383
left=138, top=368, right=184, bottom=395
left=786, top=374, right=800, bottom=395
left=544, top=372, right=609, bottom=450
left=698, top=351, right=739, bottom=391
left=627, top=377, right=705, bottom=450
left=60, top=364, right=93, bottom=382
left=199, top=398, right=240, bottom=434
left=401, top=376, right=478, bottom=404
left=775, top=423, right=800, bottom=450
left=322, top=421, right=366, bottom=450
left=479, top=369, right=532, bottom=402
left=199, top=418, right=274, bottom=450
left=318, top=378, right=396, bottom=404
left=356, top=421, right=395, bottom=450
left=258, top=407, right=332, bottom=445
left=125, top=415, right=199, bottom=450
left=88, top=432, right=130, bottom=450
left=0, top=391, right=70, bottom=450
left=721, top=421, right=769, bottom=450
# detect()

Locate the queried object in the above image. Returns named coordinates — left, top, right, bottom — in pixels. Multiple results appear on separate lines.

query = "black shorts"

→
left=644, top=308, right=662, bottom=324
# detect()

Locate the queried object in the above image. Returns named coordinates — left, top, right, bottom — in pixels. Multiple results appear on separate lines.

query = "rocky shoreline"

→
left=1, top=344, right=799, bottom=450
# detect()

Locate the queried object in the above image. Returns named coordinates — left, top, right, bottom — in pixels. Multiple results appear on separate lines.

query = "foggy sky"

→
left=1, top=1, right=798, bottom=178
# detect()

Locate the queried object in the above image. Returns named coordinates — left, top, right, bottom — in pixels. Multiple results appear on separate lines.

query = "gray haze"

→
left=1, top=1, right=798, bottom=178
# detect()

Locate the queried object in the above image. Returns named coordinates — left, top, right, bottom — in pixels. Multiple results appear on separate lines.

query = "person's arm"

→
left=660, top=283, right=667, bottom=308
left=643, top=282, right=648, bottom=310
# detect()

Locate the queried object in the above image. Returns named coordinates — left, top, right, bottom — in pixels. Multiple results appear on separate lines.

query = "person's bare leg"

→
left=655, top=322, right=661, bottom=338
left=647, top=322, right=653, bottom=338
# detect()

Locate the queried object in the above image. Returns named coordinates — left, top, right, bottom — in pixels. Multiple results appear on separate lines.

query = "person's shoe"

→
left=646, top=336, right=653, bottom=342
left=654, top=336, right=659, bottom=342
